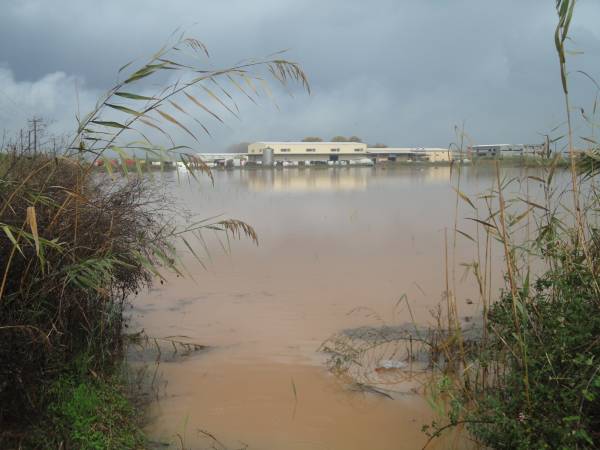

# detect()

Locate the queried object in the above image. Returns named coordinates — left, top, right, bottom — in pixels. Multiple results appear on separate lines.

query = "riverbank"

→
left=0, top=153, right=155, bottom=448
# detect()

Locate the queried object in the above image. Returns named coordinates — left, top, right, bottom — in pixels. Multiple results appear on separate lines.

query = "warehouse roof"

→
left=251, top=141, right=366, bottom=145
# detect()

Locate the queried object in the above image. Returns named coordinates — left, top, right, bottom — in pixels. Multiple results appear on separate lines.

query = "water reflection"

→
left=242, top=167, right=369, bottom=192
left=239, top=166, right=460, bottom=193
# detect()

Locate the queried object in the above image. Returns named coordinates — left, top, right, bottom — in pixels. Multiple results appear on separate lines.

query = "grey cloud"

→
left=0, top=66, right=99, bottom=138
left=1, top=0, right=600, bottom=149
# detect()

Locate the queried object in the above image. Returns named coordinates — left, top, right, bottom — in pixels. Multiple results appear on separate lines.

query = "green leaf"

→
left=91, top=120, right=130, bottom=129
left=118, top=60, right=135, bottom=73
left=124, top=63, right=167, bottom=84
left=102, top=156, right=115, bottom=179
left=105, top=103, right=143, bottom=117
left=467, top=217, right=497, bottom=230
left=456, top=229, right=475, bottom=242
left=582, top=389, right=595, bottom=402
left=580, top=136, right=597, bottom=145
left=181, top=237, right=207, bottom=270
left=527, top=176, right=546, bottom=184
left=114, top=92, right=157, bottom=101
left=111, top=146, right=131, bottom=177
left=2, top=225, right=24, bottom=256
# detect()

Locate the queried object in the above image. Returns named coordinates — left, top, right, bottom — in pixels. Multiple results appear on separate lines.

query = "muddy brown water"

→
left=134, top=165, right=559, bottom=450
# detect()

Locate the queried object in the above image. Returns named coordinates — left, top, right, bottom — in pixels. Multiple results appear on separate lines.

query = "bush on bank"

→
left=0, top=153, right=171, bottom=447
left=467, top=244, right=600, bottom=449
left=424, top=3, right=600, bottom=448
left=0, top=34, right=306, bottom=448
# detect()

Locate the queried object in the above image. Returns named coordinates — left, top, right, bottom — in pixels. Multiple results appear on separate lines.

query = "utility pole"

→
left=33, top=118, right=37, bottom=152
left=28, top=117, right=41, bottom=153
left=28, top=116, right=43, bottom=152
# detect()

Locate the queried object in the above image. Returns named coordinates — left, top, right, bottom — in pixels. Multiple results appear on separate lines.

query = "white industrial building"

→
left=246, top=142, right=457, bottom=165
left=196, top=153, right=248, bottom=167
left=247, top=141, right=369, bottom=164
left=366, top=147, right=454, bottom=162
left=192, top=141, right=545, bottom=170
left=470, top=144, right=545, bottom=158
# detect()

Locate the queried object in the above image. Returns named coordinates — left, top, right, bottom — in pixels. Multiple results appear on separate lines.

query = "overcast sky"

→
left=1, top=0, right=600, bottom=151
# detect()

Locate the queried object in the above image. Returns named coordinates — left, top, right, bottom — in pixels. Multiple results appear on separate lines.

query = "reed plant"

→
left=423, top=2, right=600, bottom=448
left=0, top=35, right=308, bottom=448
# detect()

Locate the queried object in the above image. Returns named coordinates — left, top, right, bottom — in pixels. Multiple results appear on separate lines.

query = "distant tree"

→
left=301, top=136, right=323, bottom=142
left=225, top=141, right=251, bottom=153
left=331, top=135, right=348, bottom=142
left=371, top=143, right=388, bottom=148
left=348, top=136, right=362, bottom=143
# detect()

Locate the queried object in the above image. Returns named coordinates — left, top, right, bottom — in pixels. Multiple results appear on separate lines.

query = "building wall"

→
left=366, top=147, right=416, bottom=155
left=196, top=153, right=247, bottom=163
left=523, top=144, right=545, bottom=155
left=366, top=148, right=411, bottom=162
left=366, top=147, right=453, bottom=162
left=471, top=146, right=498, bottom=157
left=424, top=149, right=451, bottom=162
left=248, top=142, right=367, bottom=155
left=471, top=144, right=544, bottom=158
left=249, top=153, right=363, bottom=162
left=248, top=142, right=368, bottom=162
left=246, top=143, right=455, bottom=163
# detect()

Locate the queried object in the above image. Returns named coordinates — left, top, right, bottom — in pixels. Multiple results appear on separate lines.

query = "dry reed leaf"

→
left=26, top=206, right=40, bottom=256
left=156, top=109, right=198, bottom=142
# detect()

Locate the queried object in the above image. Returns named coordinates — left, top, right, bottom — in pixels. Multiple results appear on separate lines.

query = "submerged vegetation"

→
left=0, top=34, right=307, bottom=448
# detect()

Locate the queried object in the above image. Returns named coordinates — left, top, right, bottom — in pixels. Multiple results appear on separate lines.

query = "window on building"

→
left=354, top=148, right=362, bottom=152
left=306, top=148, right=316, bottom=152
left=331, top=148, right=340, bottom=152
left=280, top=148, right=290, bottom=152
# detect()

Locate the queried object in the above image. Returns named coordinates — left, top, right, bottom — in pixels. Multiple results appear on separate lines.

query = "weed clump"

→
left=0, top=153, right=172, bottom=440
left=42, top=374, right=146, bottom=449
left=422, top=2, right=600, bottom=448
left=466, top=255, right=600, bottom=448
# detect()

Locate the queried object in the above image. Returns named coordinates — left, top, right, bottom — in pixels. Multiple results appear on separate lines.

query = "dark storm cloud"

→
left=1, top=0, right=600, bottom=148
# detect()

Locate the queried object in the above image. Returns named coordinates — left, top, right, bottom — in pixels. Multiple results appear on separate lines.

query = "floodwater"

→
left=133, top=165, right=554, bottom=450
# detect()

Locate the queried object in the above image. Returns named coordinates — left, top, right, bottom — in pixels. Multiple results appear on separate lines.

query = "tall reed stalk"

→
left=423, top=2, right=600, bottom=448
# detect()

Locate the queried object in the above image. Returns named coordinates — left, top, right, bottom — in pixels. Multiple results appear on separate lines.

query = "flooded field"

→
left=133, top=165, right=555, bottom=450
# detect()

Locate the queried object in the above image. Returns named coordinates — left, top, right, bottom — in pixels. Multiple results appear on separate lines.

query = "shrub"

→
left=0, top=154, right=170, bottom=425
left=467, top=254, right=600, bottom=448
left=0, top=35, right=307, bottom=447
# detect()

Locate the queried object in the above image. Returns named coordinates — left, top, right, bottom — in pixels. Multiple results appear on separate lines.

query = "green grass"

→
left=25, top=372, right=146, bottom=450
